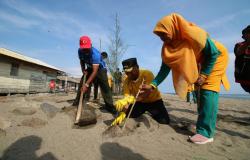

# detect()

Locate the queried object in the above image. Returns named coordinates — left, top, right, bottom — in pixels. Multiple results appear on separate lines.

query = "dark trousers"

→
left=85, top=78, right=99, bottom=100
left=126, top=99, right=170, bottom=124
left=95, top=69, right=114, bottom=108
left=93, top=78, right=99, bottom=99
left=186, top=92, right=191, bottom=102
left=73, top=69, right=114, bottom=109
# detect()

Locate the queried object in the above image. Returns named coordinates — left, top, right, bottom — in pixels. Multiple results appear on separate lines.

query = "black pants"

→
left=126, top=99, right=170, bottom=124
left=85, top=78, right=99, bottom=100
left=93, top=78, right=99, bottom=99
left=73, top=69, right=114, bottom=110
left=95, top=69, right=114, bottom=108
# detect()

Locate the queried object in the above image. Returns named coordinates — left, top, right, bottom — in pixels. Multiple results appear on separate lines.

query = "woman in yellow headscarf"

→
left=142, top=13, right=230, bottom=144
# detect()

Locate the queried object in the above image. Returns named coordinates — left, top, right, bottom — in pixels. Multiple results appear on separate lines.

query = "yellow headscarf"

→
left=154, top=13, right=208, bottom=99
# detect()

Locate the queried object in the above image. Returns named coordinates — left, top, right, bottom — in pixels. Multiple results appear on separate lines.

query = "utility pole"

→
left=99, top=38, right=102, bottom=52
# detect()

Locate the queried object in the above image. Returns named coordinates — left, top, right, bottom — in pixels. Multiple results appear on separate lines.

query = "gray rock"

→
left=40, top=103, right=60, bottom=118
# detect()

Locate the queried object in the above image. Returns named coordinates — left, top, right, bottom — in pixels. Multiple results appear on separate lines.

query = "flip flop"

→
left=189, top=134, right=214, bottom=144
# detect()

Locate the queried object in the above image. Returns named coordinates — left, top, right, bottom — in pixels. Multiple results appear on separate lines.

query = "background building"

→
left=0, top=48, right=65, bottom=94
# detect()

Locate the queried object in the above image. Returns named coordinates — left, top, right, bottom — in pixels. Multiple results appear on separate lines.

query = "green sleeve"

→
left=201, top=38, right=220, bottom=75
left=151, top=62, right=171, bottom=87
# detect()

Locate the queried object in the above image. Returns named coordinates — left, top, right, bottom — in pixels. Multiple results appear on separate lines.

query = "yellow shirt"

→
left=201, top=40, right=230, bottom=92
left=123, top=69, right=162, bottom=103
left=108, top=74, right=113, bottom=88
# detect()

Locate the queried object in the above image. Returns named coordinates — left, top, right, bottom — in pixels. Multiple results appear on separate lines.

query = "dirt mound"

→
left=12, top=107, right=37, bottom=115
left=0, top=117, right=11, bottom=131
left=20, top=117, right=47, bottom=128
left=0, top=128, right=6, bottom=137
left=102, top=114, right=159, bottom=138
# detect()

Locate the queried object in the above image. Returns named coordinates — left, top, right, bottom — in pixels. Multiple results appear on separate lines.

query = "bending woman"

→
left=141, top=13, right=230, bottom=144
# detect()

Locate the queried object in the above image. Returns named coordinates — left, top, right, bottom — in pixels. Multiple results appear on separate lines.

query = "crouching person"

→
left=111, top=58, right=170, bottom=126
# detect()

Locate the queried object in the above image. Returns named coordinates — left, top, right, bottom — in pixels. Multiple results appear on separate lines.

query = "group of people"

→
left=72, top=13, right=248, bottom=145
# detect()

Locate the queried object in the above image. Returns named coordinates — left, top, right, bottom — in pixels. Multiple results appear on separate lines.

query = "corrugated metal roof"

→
left=0, top=48, right=64, bottom=72
left=57, top=76, right=80, bottom=83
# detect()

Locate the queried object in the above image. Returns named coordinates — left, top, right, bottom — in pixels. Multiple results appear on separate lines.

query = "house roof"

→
left=0, top=48, right=64, bottom=72
left=57, top=76, right=80, bottom=83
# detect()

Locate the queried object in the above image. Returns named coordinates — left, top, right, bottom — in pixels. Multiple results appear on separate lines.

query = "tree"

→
left=106, top=13, right=127, bottom=77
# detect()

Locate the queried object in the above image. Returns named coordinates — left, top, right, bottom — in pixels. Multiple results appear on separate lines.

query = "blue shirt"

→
left=78, top=47, right=106, bottom=70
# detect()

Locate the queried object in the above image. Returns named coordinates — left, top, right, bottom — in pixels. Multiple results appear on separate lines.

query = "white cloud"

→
left=214, top=34, right=242, bottom=50
left=0, top=11, right=39, bottom=28
left=201, top=9, right=250, bottom=29
left=3, top=0, right=52, bottom=20
left=1, top=0, right=109, bottom=41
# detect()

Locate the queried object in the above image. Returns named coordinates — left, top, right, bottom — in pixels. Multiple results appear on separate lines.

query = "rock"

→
left=40, top=103, right=60, bottom=118
left=74, top=108, right=97, bottom=128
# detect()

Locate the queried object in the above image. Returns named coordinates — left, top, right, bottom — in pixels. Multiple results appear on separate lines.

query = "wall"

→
left=0, top=56, right=58, bottom=94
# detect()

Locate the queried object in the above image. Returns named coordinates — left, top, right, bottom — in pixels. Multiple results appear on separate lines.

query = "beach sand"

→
left=0, top=93, right=249, bottom=160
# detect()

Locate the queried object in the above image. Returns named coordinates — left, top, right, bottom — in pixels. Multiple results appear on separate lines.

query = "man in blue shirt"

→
left=73, top=36, right=116, bottom=114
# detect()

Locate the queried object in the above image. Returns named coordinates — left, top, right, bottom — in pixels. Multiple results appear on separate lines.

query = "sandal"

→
left=189, top=134, right=214, bottom=144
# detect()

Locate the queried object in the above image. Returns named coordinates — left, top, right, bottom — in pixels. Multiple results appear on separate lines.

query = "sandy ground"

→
left=0, top=92, right=250, bottom=160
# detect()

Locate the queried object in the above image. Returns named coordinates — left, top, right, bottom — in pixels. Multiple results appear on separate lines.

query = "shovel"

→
left=74, top=74, right=97, bottom=127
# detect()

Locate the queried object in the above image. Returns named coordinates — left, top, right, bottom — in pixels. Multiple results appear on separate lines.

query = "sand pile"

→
left=103, top=114, right=159, bottom=138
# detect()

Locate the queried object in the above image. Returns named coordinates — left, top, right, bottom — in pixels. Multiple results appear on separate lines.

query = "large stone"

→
left=76, top=109, right=97, bottom=127
left=40, top=103, right=60, bottom=118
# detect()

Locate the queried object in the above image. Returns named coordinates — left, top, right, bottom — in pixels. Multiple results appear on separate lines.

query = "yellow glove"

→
left=114, top=96, right=135, bottom=112
left=111, top=112, right=126, bottom=126
left=126, top=95, right=135, bottom=104
left=115, top=99, right=128, bottom=112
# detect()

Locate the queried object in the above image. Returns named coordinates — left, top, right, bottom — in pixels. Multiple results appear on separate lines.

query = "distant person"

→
left=141, top=13, right=230, bottom=144
left=107, top=73, right=113, bottom=91
left=186, top=84, right=197, bottom=104
left=111, top=58, right=170, bottom=126
left=73, top=35, right=116, bottom=114
left=49, top=80, right=56, bottom=93
left=234, top=25, right=250, bottom=93
left=114, top=67, right=122, bottom=94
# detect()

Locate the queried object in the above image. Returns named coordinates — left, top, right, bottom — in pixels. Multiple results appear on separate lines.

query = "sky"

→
left=0, top=0, right=249, bottom=95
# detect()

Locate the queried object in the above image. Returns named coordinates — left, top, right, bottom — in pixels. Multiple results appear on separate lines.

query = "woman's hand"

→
left=196, top=74, right=207, bottom=86
left=139, top=84, right=154, bottom=98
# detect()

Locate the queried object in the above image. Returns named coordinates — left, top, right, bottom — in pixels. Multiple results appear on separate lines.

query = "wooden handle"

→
left=75, top=74, right=87, bottom=124
left=122, top=78, right=145, bottom=130
left=75, top=90, right=84, bottom=124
